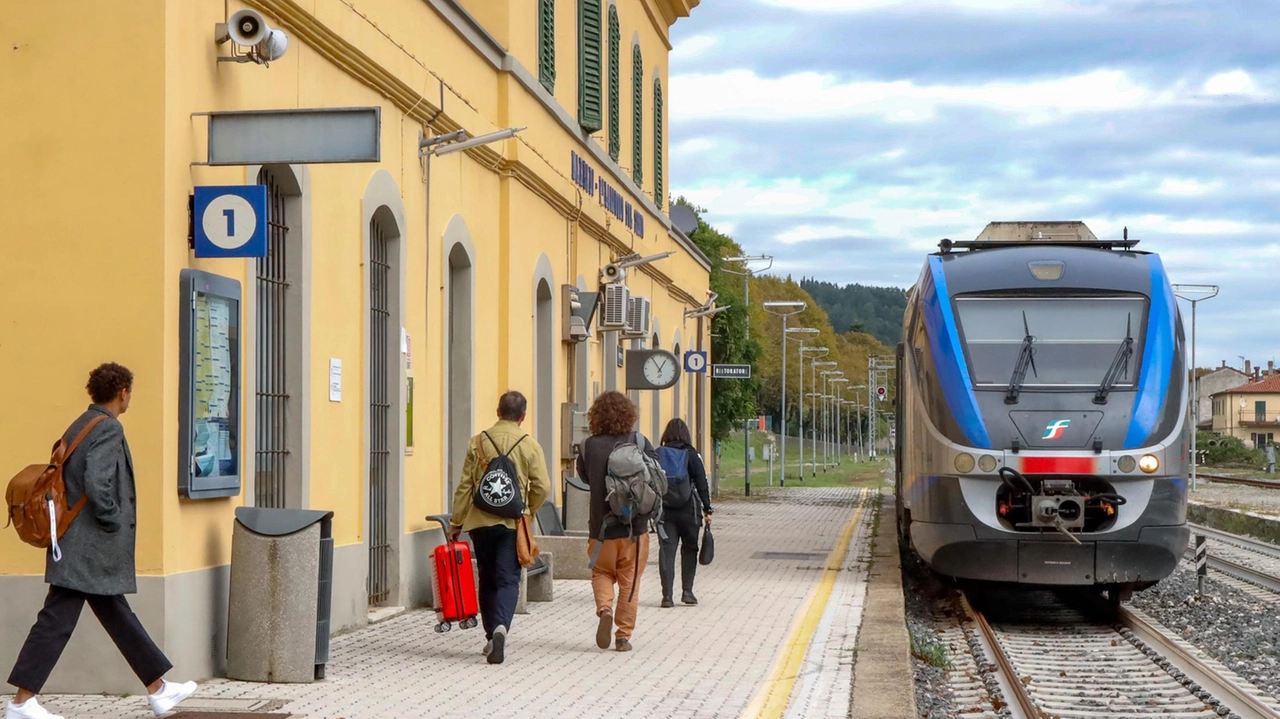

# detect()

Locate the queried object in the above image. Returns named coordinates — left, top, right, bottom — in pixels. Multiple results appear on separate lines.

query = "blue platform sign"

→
left=684, top=350, right=708, bottom=373
left=193, top=185, right=268, bottom=258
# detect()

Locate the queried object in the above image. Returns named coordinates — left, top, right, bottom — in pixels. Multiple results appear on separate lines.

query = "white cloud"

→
left=1156, top=178, right=1224, bottom=196
left=671, top=34, right=720, bottom=62
left=775, top=224, right=868, bottom=244
left=1203, top=70, right=1262, bottom=97
left=749, top=0, right=1114, bottom=14
left=671, top=69, right=1163, bottom=124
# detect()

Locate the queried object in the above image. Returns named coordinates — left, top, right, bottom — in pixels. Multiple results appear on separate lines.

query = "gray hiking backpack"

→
left=588, top=433, right=668, bottom=571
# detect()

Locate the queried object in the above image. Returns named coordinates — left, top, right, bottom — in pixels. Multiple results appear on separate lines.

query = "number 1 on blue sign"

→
left=223, top=208, right=235, bottom=236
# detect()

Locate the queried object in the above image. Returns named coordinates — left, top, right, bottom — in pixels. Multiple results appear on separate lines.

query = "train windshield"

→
left=955, top=295, right=1148, bottom=388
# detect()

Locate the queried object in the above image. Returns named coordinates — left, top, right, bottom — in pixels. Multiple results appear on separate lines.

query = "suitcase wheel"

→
left=435, top=622, right=452, bottom=633
left=461, top=616, right=478, bottom=630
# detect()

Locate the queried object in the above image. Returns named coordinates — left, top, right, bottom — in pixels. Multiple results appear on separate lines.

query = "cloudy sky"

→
left=668, top=0, right=1280, bottom=371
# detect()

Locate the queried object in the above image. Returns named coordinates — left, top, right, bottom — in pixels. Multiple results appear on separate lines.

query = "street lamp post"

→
left=1172, top=284, right=1220, bottom=492
left=765, top=301, right=808, bottom=489
left=799, top=345, right=828, bottom=483
left=821, top=371, right=843, bottom=470
left=831, top=378, right=849, bottom=465
left=724, top=257, right=773, bottom=497
left=846, top=385, right=865, bottom=460
left=811, top=361, right=836, bottom=476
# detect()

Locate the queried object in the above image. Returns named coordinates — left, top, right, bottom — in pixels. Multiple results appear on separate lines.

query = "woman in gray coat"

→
left=6, top=363, right=196, bottom=719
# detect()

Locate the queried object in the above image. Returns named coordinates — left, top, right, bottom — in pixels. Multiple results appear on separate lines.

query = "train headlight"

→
left=978, top=454, right=997, bottom=472
left=954, top=453, right=976, bottom=474
left=1139, top=454, right=1160, bottom=473
left=1117, top=455, right=1136, bottom=473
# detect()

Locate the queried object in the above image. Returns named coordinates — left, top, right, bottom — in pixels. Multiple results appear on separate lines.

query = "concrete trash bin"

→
left=562, top=474, right=591, bottom=534
left=226, top=507, right=335, bottom=683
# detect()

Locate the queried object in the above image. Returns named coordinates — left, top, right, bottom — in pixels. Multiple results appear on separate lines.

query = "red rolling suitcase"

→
left=427, top=516, right=479, bottom=632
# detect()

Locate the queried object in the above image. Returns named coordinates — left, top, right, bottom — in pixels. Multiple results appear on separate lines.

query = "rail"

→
left=1200, top=472, right=1280, bottom=489
left=961, top=588, right=1280, bottom=719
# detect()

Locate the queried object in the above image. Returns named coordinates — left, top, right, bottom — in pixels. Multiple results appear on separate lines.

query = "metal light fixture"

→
left=430, top=127, right=526, bottom=156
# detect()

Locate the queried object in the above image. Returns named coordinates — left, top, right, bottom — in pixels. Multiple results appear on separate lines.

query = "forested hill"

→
left=799, top=279, right=909, bottom=347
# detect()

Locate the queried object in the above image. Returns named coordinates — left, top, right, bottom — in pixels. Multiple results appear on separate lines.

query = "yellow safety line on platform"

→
left=740, top=492, right=868, bottom=719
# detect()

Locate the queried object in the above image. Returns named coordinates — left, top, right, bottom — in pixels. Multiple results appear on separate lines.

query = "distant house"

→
left=1211, top=373, right=1280, bottom=448
left=1195, top=364, right=1250, bottom=428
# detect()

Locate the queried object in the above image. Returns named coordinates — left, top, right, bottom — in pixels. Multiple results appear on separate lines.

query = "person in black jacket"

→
left=656, top=418, right=713, bottom=608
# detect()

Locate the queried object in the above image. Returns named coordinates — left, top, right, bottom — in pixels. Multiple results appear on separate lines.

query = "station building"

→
left=1, top=0, right=707, bottom=692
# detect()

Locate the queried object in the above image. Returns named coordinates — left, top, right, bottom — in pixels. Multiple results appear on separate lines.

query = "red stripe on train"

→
left=1019, top=456, right=1097, bottom=474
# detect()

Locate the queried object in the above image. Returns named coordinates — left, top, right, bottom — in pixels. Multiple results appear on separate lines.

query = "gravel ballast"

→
left=1132, top=566, right=1280, bottom=700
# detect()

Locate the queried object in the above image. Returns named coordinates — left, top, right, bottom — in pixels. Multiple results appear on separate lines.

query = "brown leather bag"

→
left=516, top=514, right=540, bottom=569
left=5, top=416, right=107, bottom=557
left=476, top=434, right=540, bottom=568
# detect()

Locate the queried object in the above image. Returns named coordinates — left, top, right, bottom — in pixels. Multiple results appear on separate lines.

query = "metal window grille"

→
left=607, top=6, right=620, bottom=161
left=368, top=218, right=392, bottom=606
left=255, top=170, right=290, bottom=509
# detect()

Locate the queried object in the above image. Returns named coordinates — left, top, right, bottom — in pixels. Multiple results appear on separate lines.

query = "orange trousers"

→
left=589, top=534, right=650, bottom=640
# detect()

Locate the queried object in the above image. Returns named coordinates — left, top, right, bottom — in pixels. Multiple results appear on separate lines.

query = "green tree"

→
left=675, top=198, right=763, bottom=441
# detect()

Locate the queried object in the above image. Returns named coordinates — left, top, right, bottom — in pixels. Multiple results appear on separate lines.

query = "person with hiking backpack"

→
left=576, top=391, right=665, bottom=652
left=656, top=418, right=712, bottom=608
left=448, top=391, right=551, bottom=664
left=5, top=363, right=196, bottom=719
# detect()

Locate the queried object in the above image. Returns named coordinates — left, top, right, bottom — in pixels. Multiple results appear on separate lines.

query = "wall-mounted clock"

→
left=625, top=349, right=681, bottom=390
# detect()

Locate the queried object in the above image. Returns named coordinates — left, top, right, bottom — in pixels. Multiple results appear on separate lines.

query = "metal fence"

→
left=367, top=217, right=392, bottom=605
left=255, top=169, right=290, bottom=509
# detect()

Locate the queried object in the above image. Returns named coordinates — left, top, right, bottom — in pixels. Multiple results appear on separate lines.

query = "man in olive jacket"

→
left=449, top=391, right=551, bottom=665
left=6, top=363, right=196, bottom=719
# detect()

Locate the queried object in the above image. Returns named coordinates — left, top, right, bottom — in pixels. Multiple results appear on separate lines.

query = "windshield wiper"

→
left=1004, top=311, right=1038, bottom=405
left=1093, top=313, right=1134, bottom=405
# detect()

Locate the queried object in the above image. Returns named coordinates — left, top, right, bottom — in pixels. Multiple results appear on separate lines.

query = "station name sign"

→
left=571, top=151, right=646, bottom=239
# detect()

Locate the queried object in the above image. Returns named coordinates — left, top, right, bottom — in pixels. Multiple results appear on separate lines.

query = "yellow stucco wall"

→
left=1, top=0, right=708, bottom=589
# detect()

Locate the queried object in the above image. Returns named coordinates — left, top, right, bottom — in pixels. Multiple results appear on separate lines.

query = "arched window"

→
left=538, top=0, right=556, bottom=92
left=631, top=42, right=643, bottom=186
left=607, top=5, right=620, bottom=161
left=578, top=1, right=603, bottom=133
left=653, top=74, right=663, bottom=209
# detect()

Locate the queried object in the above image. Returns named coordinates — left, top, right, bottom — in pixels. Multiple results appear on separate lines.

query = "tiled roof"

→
left=1212, top=374, right=1280, bottom=396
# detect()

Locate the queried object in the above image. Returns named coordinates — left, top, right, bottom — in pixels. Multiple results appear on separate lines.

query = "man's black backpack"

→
left=472, top=432, right=527, bottom=520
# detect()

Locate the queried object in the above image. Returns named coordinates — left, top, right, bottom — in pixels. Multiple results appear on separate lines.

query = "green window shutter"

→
left=577, top=1, right=603, bottom=133
left=539, top=0, right=556, bottom=93
left=607, top=6, right=620, bottom=161
left=653, top=76, right=663, bottom=209
left=632, top=43, right=643, bottom=187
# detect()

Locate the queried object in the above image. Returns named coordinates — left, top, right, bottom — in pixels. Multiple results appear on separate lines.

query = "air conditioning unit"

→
left=599, top=283, right=630, bottom=330
left=624, top=296, right=651, bottom=338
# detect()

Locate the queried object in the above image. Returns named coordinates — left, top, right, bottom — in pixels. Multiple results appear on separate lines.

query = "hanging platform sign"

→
left=193, top=185, right=268, bottom=258
left=712, top=364, right=752, bottom=379
left=200, top=107, right=381, bottom=165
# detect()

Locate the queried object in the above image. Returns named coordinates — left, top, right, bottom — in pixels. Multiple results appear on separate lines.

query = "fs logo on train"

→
left=1042, top=419, right=1071, bottom=440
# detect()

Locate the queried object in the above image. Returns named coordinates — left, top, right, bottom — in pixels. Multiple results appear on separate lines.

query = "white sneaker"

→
left=147, top=679, right=196, bottom=716
left=482, top=639, right=493, bottom=656
left=6, top=698, right=64, bottom=719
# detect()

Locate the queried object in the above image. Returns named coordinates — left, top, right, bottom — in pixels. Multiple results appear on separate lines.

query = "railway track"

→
left=1199, top=473, right=1280, bottom=489
left=959, top=588, right=1280, bottom=719
left=1187, top=523, right=1280, bottom=596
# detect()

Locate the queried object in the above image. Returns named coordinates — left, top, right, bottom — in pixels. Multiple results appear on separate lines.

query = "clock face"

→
left=643, top=354, right=677, bottom=387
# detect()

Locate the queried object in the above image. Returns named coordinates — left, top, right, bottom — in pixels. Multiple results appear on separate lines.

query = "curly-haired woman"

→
left=575, top=391, right=659, bottom=652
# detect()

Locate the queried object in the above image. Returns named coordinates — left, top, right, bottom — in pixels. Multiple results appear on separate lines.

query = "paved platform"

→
left=5, top=488, right=884, bottom=719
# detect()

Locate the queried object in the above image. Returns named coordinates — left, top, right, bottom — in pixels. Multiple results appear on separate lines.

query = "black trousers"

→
left=659, top=506, right=701, bottom=598
left=469, top=525, right=520, bottom=640
left=8, top=585, right=172, bottom=693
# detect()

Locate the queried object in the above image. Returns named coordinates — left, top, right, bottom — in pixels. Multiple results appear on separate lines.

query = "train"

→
left=895, top=221, right=1189, bottom=601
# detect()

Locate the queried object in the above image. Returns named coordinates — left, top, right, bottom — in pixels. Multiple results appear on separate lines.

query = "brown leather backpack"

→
left=5, top=415, right=107, bottom=558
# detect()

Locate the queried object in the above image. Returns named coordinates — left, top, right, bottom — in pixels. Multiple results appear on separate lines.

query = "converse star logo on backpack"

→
left=472, top=432, right=527, bottom=520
